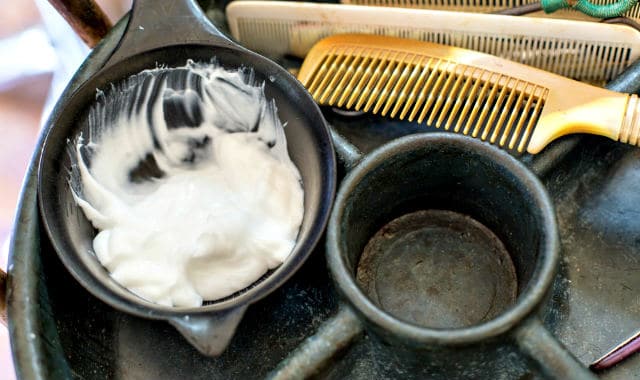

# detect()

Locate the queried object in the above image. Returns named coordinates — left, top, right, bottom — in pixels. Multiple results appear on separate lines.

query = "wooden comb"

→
left=297, top=34, right=640, bottom=154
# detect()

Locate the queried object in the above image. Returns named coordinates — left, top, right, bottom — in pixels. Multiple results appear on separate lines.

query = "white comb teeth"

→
left=226, top=1, right=640, bottom=82
left=341, top=0, right=640, bottom=22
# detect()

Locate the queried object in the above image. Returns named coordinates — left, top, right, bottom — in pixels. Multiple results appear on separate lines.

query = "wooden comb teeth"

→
left=298, top=34, right=640, bottom=154
left=304, top=43, right=549, bottom=152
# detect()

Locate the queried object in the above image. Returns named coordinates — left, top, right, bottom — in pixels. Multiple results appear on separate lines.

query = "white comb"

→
left=340, top=0, right=640, bottom=22
left=226, top=1, right=640, bottom=83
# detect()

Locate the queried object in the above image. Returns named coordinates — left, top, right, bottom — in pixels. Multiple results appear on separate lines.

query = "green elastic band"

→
left=540, top=0, right=570, bottom=13
left=541, top=0, right=638, bottom=18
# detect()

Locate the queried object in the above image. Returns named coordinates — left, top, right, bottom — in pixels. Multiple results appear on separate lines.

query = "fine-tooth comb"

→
left=296, top=34, right=640, bottom=154
left=340, top=0, right=640, bottom=22
left=225, top=1, right=640, bottom=83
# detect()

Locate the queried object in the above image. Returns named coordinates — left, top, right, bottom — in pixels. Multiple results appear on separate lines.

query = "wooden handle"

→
left=47, top=0, right=113, bottom=47
left=1, top=268, right=6, bottom=327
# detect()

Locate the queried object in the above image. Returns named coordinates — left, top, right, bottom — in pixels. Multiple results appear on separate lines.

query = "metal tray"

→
left=7, top=5, right=640, bottom=379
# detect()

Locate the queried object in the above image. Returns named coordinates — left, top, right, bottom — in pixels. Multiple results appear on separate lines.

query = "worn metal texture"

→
left=7, top=1, right=640, bottom=379
left=356, top=210, right=518, bottom=329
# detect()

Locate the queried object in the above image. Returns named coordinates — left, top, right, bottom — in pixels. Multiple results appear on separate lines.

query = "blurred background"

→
left=0, top=0, right=130, bottom=378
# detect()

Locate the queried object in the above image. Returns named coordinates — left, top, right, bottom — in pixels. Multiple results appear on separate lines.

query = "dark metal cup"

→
left=269, top=132, right=596, bottom=379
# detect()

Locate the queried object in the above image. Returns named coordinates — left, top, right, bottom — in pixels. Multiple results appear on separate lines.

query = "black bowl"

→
left=38, top=16, right=336, bottom=356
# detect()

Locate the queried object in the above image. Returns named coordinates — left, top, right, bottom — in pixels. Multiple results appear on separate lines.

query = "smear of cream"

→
left=70, top=61, right=304, bottom=308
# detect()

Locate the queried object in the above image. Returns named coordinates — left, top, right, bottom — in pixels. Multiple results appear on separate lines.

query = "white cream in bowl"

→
left=70, top=62, right=304, bottom=308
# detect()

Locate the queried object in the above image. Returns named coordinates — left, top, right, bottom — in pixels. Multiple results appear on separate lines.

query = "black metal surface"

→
left=7, top=1, right=640, bottom=379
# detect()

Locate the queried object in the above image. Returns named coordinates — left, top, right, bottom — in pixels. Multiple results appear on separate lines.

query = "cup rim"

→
left=326, top=132, right=559, bottom=345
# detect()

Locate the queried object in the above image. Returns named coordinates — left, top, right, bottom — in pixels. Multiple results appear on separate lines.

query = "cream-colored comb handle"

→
left=226, top=1, right=640, bottom=83
left=297, top=35, right=640, bottom=154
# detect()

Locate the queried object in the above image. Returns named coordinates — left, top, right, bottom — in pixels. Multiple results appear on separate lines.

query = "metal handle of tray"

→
left=267, top=303, right=597, bottom=379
